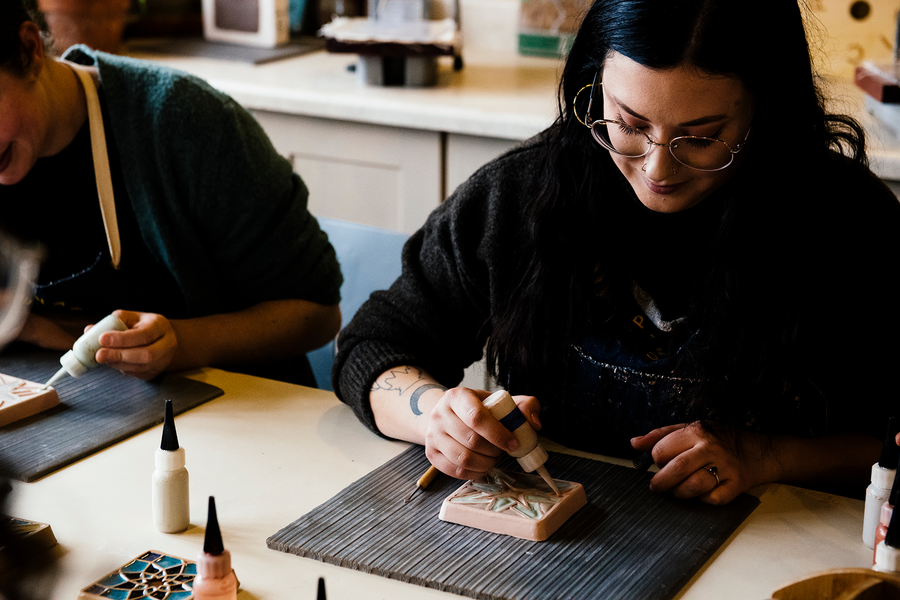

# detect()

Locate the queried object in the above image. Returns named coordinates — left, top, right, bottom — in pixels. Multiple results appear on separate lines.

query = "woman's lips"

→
left=0, top=145, right=11, bottom=175
left=644, top=178, right=681, bottom=195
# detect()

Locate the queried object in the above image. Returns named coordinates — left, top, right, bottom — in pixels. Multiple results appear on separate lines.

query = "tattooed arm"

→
left=370, top=366, right=540, bottom=480
left=370, top=366, right=449, bottom=444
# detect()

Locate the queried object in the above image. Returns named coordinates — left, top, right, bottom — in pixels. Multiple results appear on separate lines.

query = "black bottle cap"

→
left=885, top=499, right=900, bottom=549
left=891, top=454, right=900, bottom=507
left=203, top=496, right=225, bottom=555
left=878, top=417, right=900, bottom=469
left=160, top=399, right=179, bottom=451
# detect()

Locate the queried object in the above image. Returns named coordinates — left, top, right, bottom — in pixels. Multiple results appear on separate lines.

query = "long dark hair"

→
left=0, top=0, right=50, bottom=75
left=487, top=0, right=866, bottom=435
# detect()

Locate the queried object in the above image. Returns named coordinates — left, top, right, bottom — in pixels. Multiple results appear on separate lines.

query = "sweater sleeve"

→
left=332, top=145, right=541, bottom=435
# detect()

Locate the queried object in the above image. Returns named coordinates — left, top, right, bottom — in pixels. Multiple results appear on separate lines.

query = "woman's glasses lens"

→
left=591, top=121, right=647, bottom=158
left=590, top=122, right=734, bottom=171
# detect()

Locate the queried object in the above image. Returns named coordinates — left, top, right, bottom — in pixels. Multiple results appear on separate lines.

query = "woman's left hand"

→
left=93, top=310, right=178, bottom=380
left=631, top=422, right=778, bottom=505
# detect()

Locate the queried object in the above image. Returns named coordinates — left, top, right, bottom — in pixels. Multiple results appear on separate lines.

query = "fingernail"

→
left=531, top=412, right=542, bottom=428
left=507, top=439, right=519, bottom=452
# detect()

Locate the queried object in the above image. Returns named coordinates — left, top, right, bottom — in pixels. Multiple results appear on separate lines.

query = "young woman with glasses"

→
left=334, top=0, right=900, bottom=504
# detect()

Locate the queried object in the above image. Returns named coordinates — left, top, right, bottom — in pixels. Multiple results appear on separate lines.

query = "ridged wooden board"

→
left=0, top=345, right=223, bottom=482
left=267, top=446, right=760, bottom=600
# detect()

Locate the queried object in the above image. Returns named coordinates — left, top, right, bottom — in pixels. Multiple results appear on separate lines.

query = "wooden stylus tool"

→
left=404, top=465, right=440, bottom=504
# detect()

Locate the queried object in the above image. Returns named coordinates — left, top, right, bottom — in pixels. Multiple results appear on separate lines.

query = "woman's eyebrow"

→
left=612, top=94, right=730, bottom=127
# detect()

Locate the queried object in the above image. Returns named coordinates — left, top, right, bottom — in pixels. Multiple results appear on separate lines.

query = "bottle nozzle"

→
left=41, top=367, right=68, bottom=390
left=535, top=465, right=561, bottom=496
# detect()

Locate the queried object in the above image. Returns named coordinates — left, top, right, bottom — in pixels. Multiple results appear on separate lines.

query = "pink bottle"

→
left=873, top=454, right=899, bottom=565
left=874, top=503, right=894, bottom=560
left=193, top=496, right=238, bottom=600
left=874, top=505, right=900, bottom=574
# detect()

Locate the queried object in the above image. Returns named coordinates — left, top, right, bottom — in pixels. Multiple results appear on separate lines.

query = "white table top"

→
left=8, top=368, right=876, bottom=600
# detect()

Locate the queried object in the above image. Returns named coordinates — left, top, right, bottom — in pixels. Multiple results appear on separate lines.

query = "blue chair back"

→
left=307, top=218, right=408, bottom=390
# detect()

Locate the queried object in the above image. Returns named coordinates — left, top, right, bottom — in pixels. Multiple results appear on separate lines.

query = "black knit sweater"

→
left=333, top=136, right=900, bottom=452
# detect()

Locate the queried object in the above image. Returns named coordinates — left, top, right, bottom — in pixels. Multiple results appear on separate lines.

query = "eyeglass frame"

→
left=573, top=70, right=752, bottom=172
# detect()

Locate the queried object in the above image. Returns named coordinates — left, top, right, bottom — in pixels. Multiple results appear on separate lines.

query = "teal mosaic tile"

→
left=79, top=550, right=195, bottom=600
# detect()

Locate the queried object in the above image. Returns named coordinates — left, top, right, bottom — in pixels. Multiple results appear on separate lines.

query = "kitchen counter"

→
left=124, top=43, right=565, bottom=232
left=127, top=42, right=900, bottom=182
left=126, top=42, right=563, bottom=142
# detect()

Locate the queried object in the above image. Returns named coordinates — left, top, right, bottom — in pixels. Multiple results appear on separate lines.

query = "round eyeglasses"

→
left=573, top=74, right=751, bottom=172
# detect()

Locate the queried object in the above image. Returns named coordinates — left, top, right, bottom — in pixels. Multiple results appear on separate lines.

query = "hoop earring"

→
left=572, top=83, right=593, bottom=126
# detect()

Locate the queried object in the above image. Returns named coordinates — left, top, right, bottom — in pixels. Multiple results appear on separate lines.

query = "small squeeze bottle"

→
left=873, top=452, right=900, bottom=562
left=874, top=502, right=900, bottom=574
left=42, top=313, right=128, bottom=388
left=152, top=399, right=190, bottom=533
left=864, top=417, right=900, bottom=548
left=193, top=496, right=238, bottom=600
left=483, top=389, right=560, bottom=495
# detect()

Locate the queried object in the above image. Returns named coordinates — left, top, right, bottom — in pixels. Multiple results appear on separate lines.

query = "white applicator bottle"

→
left=864, top=417, right=899, bottom=548
left=482, top=389, right=560, bottom=495
left=152, top=399, right=190, bottom=533
left=42, top=312, right=128, bottom=389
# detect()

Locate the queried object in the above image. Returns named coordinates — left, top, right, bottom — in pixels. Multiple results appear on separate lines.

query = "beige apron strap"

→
left=70, top=65, right=121, bottom=270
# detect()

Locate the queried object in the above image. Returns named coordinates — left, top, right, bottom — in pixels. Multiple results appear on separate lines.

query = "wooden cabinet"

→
left=251, top=110, right=443, bottom=235
left=252, top=109, right=523, bottom=234
left=445, top=133, right=520, bottom=198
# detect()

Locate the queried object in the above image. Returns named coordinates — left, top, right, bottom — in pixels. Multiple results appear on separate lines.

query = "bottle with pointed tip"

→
left=874, top=502, right=900, bottom=573
left=42, top=313, right=128, bottom=389
left=864, top=417, right=900, bottom=548
left=874, top=452, right=900, bottom=563
left=193, top=496, right=238, bottom=600
left=482, top=390, right=560, bottom=495
left=152, top=399, right=190, bottom=533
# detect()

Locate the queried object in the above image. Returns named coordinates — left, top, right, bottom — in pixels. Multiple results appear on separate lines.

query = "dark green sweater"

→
left=1, top=46, right=341, bottom=318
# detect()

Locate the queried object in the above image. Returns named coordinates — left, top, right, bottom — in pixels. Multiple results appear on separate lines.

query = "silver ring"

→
left=704, top=465, right=720, bottom=487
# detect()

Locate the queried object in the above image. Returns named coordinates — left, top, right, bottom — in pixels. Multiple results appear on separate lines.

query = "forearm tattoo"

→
left=371, top=366, right=426, bottom=394
left=370, top=366, right=446, bottom=415
left=408, top=383, right=447, bottom=415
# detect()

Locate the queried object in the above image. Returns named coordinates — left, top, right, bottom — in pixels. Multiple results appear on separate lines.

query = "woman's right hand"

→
left=424, top=387, right=542, bottom=480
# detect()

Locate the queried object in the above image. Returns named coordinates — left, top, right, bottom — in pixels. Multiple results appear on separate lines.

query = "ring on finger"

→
left=703, top=465, right=720, bottom=487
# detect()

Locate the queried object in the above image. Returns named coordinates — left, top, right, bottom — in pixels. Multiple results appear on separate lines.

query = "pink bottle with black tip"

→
left=193, top=496, right=238, bottom=600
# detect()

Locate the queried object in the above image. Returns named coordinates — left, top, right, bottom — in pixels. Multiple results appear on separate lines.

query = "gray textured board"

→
left=0, top=345, right=223, bottom=483
left=268, top=446, right=760, bottom=600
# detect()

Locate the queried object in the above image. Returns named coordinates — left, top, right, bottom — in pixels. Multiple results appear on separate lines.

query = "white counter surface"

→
left=126, top=43, right=562, bottom=141
left=127, top=42, right=900, bottom=181
left=8, top=369, right=877, bottom=600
